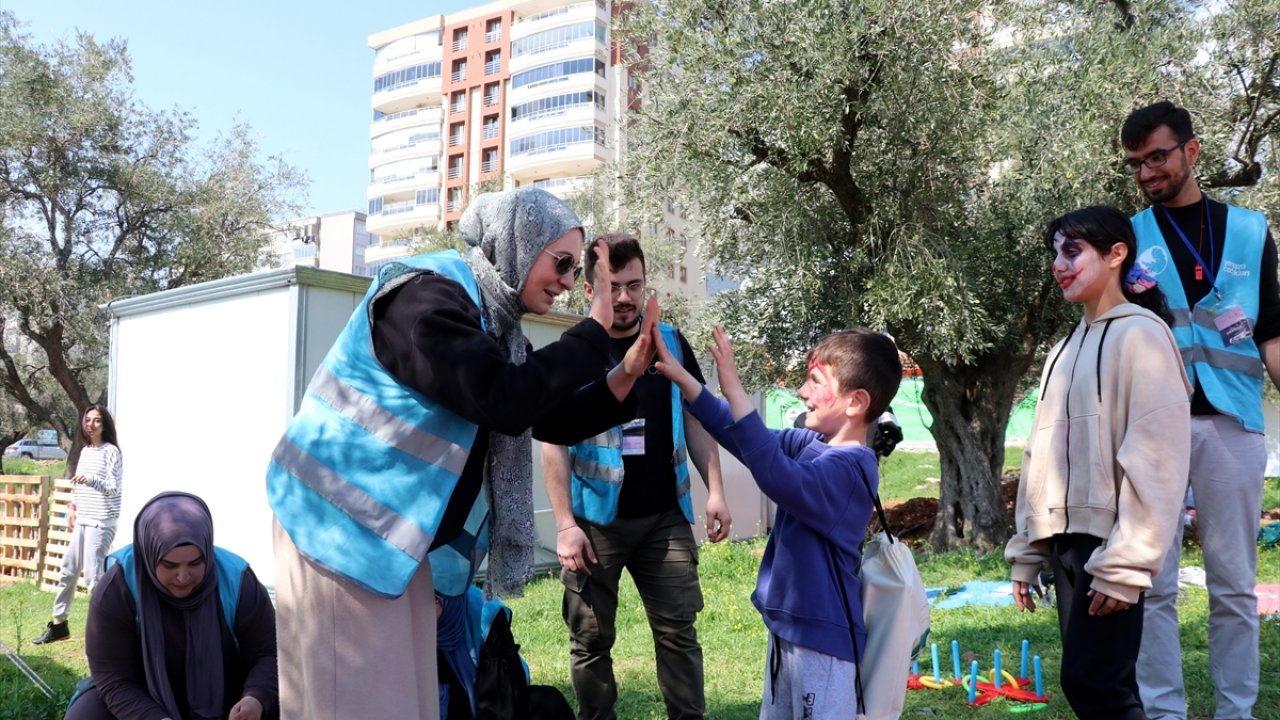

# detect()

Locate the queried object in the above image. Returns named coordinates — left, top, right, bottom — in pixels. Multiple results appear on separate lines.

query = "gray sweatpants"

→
left=760, top=634, right=860, bottom=720
left=52, top=522, right=116, bottom=623
left=1137, top=414, right=1265, bottom=720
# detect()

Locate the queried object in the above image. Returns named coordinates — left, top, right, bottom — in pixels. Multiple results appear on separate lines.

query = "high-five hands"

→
left=586, top=240, right=614, bottom=331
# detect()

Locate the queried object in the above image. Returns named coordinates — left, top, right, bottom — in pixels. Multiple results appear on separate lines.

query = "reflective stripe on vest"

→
left=568, top=323, right=695, bottom=525
left=267, top=250, right=485, bottom=597
left=107, top=545, right=245, bottom=647
left=1132, top=205, right=1267, bottom=432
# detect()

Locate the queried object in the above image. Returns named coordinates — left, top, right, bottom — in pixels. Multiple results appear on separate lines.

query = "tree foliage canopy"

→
left=0, top=13, right=304, bottom=458
left=618, top=0, right=1279, bottom=548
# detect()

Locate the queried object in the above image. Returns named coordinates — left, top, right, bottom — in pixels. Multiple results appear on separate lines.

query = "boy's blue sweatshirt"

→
left=687, top=389, right=877, bottom=662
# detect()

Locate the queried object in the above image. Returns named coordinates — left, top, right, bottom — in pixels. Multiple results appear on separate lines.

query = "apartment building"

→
left=265, top=210, right=376, bottom=277
left=365, top=0, right=706, bottom=303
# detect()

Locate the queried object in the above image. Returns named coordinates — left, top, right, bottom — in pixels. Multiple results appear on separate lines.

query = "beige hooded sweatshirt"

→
left=1006, top=303, right=1191, bottom=604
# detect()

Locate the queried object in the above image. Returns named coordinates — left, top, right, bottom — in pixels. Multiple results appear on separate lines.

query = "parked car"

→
left=3, top=438, right=67, bottom=461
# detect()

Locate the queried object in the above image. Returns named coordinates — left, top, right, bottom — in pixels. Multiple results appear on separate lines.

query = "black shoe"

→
left=32, top=621, right=69, bottom=645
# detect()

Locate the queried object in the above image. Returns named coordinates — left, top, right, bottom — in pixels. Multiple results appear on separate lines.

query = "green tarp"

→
left=763, top=378, right=1038, bottom=445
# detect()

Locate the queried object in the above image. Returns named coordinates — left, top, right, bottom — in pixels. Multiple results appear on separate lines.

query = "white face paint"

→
left=1051, top=231, right=1112, bottom=307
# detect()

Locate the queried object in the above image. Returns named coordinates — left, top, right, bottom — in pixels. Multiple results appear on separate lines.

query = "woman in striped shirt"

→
left=33, top=404, right=123, bottom=645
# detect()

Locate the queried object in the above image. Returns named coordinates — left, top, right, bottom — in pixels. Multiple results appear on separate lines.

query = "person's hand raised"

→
left=587, top=240, right=614, bottom=331
left=619, top=295, right=660, bottom=379
left=707, top=325, right=746, bottom=402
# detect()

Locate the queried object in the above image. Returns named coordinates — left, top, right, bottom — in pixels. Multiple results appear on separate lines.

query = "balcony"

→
left=447, top=166, right=464, bottom=180
left=452, top=68, right=467, bottom=83
left=484, top=59, right=502, bottom=75
left=450, top=99, right=466, bottom=114
left=481, top=158, right=498, bottom=173
left=485, top=30, right=502, bottom=43
left=483, top=92, right=500, bottom=107
left=483, top=124, right=500, bottom=140
left=447, top=200, right=464, bottom=212
left=506, top=139, right=609, bottom=181
left=452, top=37, right=468, bottom=52
left=366, top=202, right=442, bottom=237
left=370, top=106, right=443, bottom=139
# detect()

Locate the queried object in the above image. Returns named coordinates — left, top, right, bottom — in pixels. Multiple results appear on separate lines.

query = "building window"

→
left=485, top=18, right=502, bottom=43
left=481, top=148, right=499, bottom=174
left=415, top=188, right=440, bottom=205
left=452, top=60, right=467, bottom=83
left=449, top=122, right=466, bottom=146
left=447, top=187, right=464, bottom=213
left=373, top=61, right=442, bottom=93
left=509, top=125, right=604, bottom=156
left=447, top=155, right=464, bottom=179
left=510, top=57, right=603, bottom=90
left=483, top=116, right=500, bottom=140
left=483, top=83, right=500, bottom=106
left=510, top=90, right=602, bottom=123
left=511, top=21, right=604, bottom=57
left=452, top=28, right=468, bottom=52
left=451, top=91, right=466, bottom=113
left=680, top=266, right=687, bottom=283
left=368, top=197, right=383, bottom=214
left=484, top=50, right=502, bottom=76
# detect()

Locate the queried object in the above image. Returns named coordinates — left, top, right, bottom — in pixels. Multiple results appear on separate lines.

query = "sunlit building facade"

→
left=366, top=0, right=705, bottom=300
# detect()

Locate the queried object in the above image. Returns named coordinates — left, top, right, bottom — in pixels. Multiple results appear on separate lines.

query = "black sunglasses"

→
left=543, top=249, right=582, bottom=280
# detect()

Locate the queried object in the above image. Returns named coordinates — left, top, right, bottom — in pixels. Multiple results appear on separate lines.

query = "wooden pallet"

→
left=0, top=475, right=52, bottom=580
left=39, top=477, right=78, bottom=591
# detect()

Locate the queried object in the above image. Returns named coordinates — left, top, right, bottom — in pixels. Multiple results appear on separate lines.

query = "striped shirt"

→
left=73, top=443, right=123, bottom=527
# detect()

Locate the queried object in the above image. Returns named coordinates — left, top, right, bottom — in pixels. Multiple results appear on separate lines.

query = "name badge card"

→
left=621, top=419, right=646, bottom=456
left=1212, top=305, right=1253, bottom=345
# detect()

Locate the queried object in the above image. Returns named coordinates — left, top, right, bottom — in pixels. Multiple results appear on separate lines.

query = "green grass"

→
left=3, top=542, right=1278, bottom=719
left=878, top=446, right=1023, bottom=503
left=0, top=460, right=66, bottom=478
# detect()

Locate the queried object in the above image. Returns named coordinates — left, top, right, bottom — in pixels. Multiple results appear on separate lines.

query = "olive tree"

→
left=619, top=0, right=1200, bottom=549
left=0, top=14, right=304, bottom=469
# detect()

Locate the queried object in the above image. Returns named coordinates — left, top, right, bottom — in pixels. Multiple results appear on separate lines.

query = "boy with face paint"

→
left=654, top=325, right=902, bottom=719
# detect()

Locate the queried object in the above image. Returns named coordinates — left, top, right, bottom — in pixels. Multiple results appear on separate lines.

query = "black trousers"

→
left=1051, top=534, right=1148, bottom=720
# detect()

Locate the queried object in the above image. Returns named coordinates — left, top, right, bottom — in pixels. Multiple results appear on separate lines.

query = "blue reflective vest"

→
left=567, top=323, right=694, bottom=525
left=106, top=544, right=246, bottom=644
left=267, top=251, right=486, bottom=598
left=1133, top=205, right=1268, bottom=432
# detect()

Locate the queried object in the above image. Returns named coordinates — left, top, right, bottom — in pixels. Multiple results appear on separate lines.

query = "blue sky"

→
left=3, top=0, right=476, bottom=216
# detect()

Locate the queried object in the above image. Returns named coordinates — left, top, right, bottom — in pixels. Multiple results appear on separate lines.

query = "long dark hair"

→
left=80, top=403, right=119, bottom=448
left=1043, top=205, right=1173, bottom=326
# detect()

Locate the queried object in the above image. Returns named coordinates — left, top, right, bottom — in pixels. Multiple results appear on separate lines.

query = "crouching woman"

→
left=67, top=492, right=277, bottom=720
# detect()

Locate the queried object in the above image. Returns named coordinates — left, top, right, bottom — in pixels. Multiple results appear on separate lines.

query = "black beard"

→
left=612, top=309, right=641, bottom=333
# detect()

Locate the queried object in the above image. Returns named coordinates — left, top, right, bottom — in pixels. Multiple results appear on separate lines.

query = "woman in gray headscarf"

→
left=267, top=187, right=659, bottom=720
left=69, top=491, right=278, bottom=720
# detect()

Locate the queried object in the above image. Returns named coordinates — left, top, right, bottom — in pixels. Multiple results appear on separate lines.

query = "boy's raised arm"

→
left=653, top=325, right=704, bottom=401
left=708, top=326, right=753, bottom=421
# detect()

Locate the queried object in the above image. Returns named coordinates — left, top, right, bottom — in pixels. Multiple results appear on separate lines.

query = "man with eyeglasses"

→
left=542, top=233, right=732, bottom=720
left=1122, top=100, right=1280, bottom=720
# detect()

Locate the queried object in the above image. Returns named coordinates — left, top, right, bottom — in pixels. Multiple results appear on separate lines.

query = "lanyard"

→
left=1157, top=195, right=1219, bottom=296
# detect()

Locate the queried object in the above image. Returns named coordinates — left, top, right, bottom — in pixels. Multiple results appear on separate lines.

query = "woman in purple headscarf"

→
left=66, top=492, right=277, bottom=720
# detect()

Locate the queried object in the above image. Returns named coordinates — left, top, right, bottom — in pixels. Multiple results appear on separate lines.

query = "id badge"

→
left=620, top=419, right=646, bottom=456
left=1212, top=305, right=1253, bottom=345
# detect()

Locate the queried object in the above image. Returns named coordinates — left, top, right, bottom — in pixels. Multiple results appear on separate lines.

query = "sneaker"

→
left=32, top=621, right=69, bottom=645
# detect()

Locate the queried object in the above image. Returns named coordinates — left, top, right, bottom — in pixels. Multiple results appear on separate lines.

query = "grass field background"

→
left=3, top=453, right=1279, bottom=719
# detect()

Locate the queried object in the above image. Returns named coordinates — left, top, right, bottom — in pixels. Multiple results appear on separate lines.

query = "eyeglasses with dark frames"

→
left=543, top=249, right=582, bottom=280
left=1122, top=138, right=1191, bottom=174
